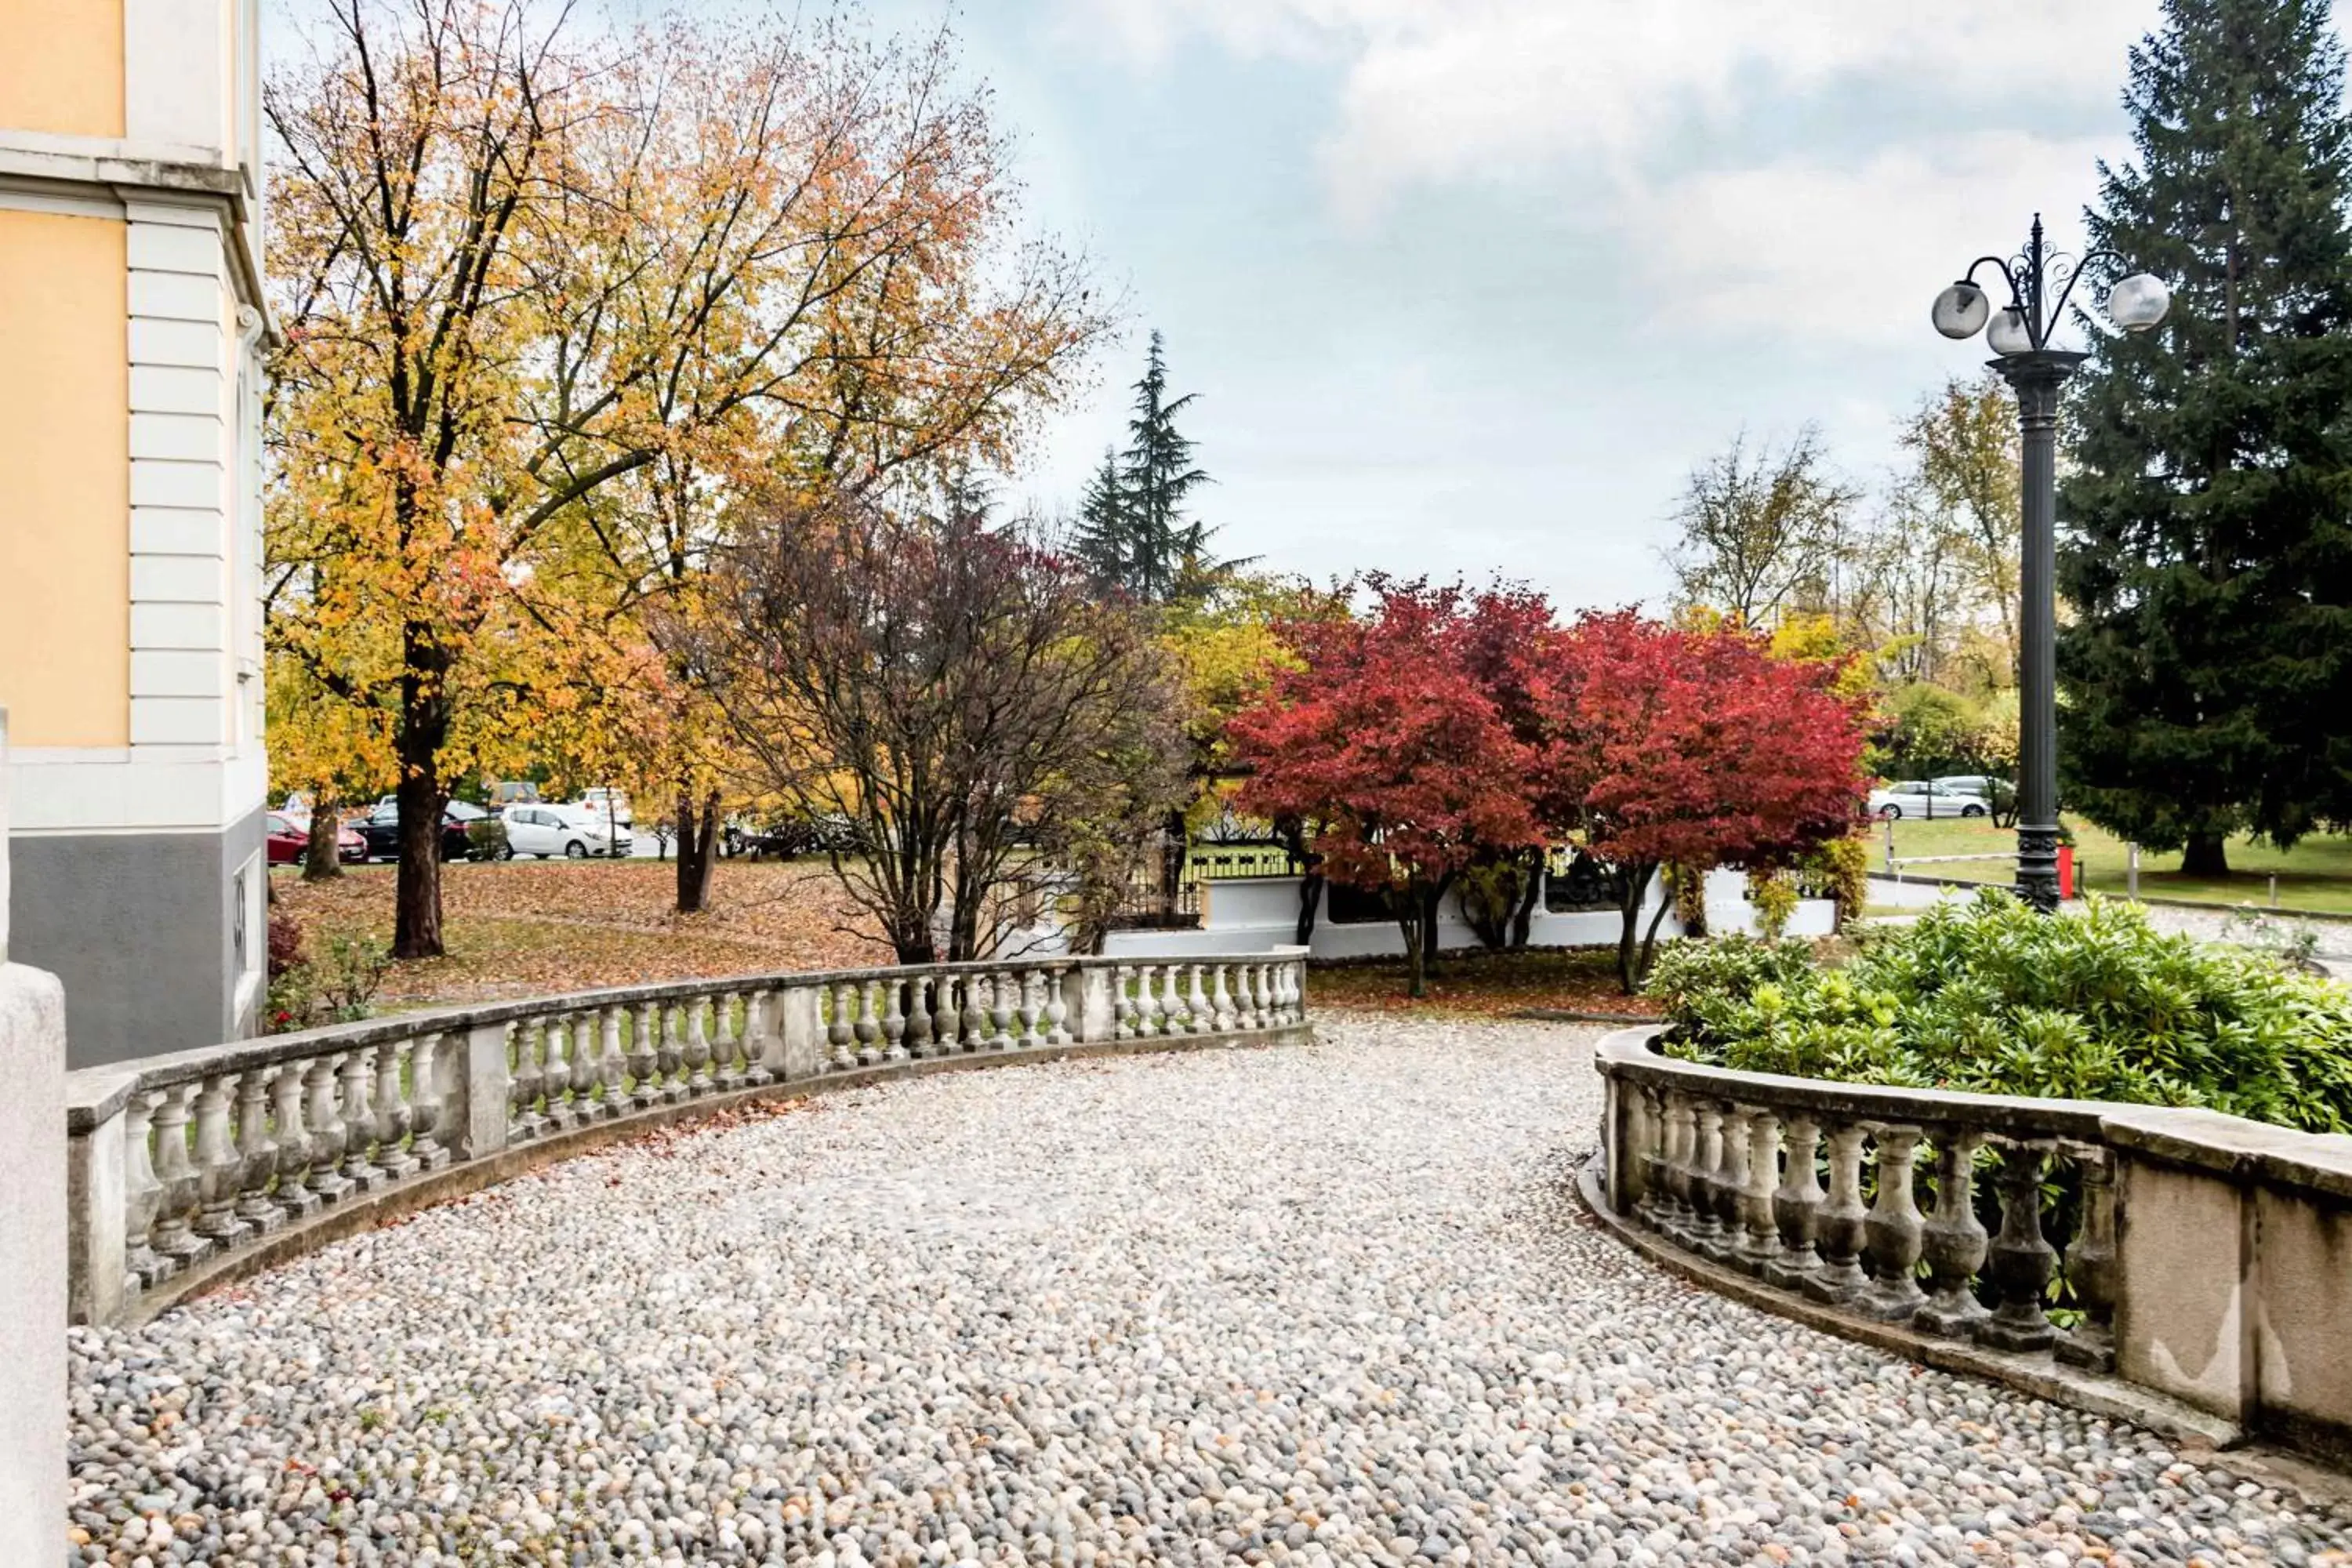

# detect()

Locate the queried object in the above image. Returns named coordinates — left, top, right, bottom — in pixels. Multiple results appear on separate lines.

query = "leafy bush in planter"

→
left=1647, top=891, right=2352, bottom=1134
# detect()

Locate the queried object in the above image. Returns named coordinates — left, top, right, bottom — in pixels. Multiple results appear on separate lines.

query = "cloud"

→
left=1619, top=132, right=2118, bottom=350
left=1069, top=0, right=2167, bottom=214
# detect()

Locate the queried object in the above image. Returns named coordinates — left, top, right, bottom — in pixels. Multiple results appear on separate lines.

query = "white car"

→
left=1868, top=780, right=1991, bottom=819
left=502, top=804, right=631, bottom=858
left=576, top=787, right=633, bottom=827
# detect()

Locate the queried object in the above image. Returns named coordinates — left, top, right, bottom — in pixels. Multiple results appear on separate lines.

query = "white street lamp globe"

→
left=1987, top=304, right=2034, bottom=356
left=2107, top=271, right=2171, bottom=332
left=1932, top=280, right=1990, bottom=339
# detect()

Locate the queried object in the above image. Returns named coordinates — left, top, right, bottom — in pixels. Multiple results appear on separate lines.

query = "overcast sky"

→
left=852, top=0, right=2352, bottom=612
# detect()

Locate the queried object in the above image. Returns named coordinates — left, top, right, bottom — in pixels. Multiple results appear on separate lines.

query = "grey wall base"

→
left=0, top=962, right=66, bottom=1559
left=9, top=808, right=264, bottom=1068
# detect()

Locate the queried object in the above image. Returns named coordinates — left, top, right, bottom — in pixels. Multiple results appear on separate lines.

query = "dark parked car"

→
left=266, top=812, right=366, bottom=866
left=355, top=799, right=491, bottom=862
left=721, top=812, right=862, bottom=860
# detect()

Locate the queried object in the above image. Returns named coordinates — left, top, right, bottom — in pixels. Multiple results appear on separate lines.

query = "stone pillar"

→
left=1073, top=965, right=1115, bottom=1044
left=0, top=708, right=68, bottom=1554
left=452, top=1021, right=514, bottom=1161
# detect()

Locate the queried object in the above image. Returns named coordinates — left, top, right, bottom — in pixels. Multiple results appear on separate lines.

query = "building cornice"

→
left=0, top=136, right=275, bottom=346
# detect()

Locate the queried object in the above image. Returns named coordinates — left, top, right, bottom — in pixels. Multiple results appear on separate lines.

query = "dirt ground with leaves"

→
left=272, top=861, right=892, bottom=1009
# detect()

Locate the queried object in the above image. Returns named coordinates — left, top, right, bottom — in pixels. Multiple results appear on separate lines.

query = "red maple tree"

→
left=1549, top=611, right=1871, bottom=990
left=1230, top=579, right=1544, bottom=997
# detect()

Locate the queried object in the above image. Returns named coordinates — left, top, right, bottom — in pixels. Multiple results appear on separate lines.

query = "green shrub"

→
left=1650, top=889, right=2352, bottom=1134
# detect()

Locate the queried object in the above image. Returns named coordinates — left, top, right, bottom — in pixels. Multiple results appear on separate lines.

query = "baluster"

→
left=1115, top=967, right=1139, bottom=1040
left=190, top=1075, right=252, bottom=1247
left=684, top=996, right=715, bottom=1092
left=1704, top=1105, right=1751, bottom=1263
left=1977, top=1141, right=2059, bottom=1352
left=1153, top=964, right=1184, bottom=1034
left=1044, top=964, right=1073, bottom=1045
left=408, top=1033, right=448, bottom=1168
left=1657, top=1093, right=1698, bottom=1242
left=599, top=1007, right=629, bottom=1109
left=150, top=1083, right=209, bottom=1266
left=1804, top=1121, right=1869, bottom=1304
left=921, top=975, right=951, bottom=1054
left=416, top=1033, right=456, bottom=1168
left=1632, top=1085, right=1668, bottom=1227
left=943, top=975, right=971, bottom=1051
left=1685, top=1102, right=1726, bottom=1249
left=122, top=1091, right=169, bottom=1287
left=1916, top=1127, right=1991, bottom=1337
left=564, top=1011, right=602, bottom=1109
left=269, top=1063, right=320, bottom=1218
left=903, top=978, right=933, bottom=1058
left=654, top=1001, right=682, bottom=1094
left=625, top=1004, right=657, bottom=1105
left=989, top=971, right=1016, bottom=1051
left=714, top=993, right=747, bottom=1086
left=1135, top=965, right=1163, bottom=1036
left=1014, top=971, right=1041, bottom=1049
left=843, top=981, right=875, bottom=1065
left=1272, top=962, right=1298, bottom=1025
left=829, top=982, right=858, bottom=1070
left=542, top=1014, right=576, bottom=1130
left=882, top=981, right=909, bottom=1062
left=1210, top=964, right=1236, bottom=1032
left=512, top=1019, right=546, bottom=1140
left=304, top=1056, right=353, bottom=1202
left=1245, top=964, right=1269, bottom=1029
left=1857, top=1124, right=1927, bottom=1321
left=958, top=974, right=988, bottom=1053
left=339, top=1048, right=385, bottom=1189
left=1185, top=964, right=1213, bottom=1034
left=1763, top=1112, right=1824, bottom=1290
left=1734, top=1109, right=1780, bottom=1274
left=371, top=1040, right=419, bottom=1178
left=227, top=1069, right=285, bottom=1234
left=2056, top=1144, right=2118, bottom=1372
left=1254, top=962, right=1276, bottom=1027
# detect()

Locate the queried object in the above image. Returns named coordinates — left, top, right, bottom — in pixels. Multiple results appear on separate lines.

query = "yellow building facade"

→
left=1, top=0, right=269, bottom=1064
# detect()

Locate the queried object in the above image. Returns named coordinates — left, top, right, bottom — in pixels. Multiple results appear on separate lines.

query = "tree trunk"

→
left=675, top=786, right=720, bottom=913
left=393, top=621, right=452, bottom=960
left=2183, top=831, right=2230, bottom=878
left=1510, top=851, right=1543, bottom=948
left=1615, top=863, right=1659, bottom=993
left=1419, top=876, right=1446, bottom=975
left=1294, top=870, right=1323, bottom=947
left=392, top=764, right=444, bottom=959
left=302, top=801, right=343, bottom=882
left=1399, top=893, right=1428, bottom=1000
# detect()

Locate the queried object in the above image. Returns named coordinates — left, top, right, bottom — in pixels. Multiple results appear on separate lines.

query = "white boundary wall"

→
left=1104, top=868, right=1836, bottom=959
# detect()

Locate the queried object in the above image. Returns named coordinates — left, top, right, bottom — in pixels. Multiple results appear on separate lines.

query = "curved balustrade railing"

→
left=66, top=951, right=1308, bottom=1327
left=1589, top=1028, right=2352, bottom=1464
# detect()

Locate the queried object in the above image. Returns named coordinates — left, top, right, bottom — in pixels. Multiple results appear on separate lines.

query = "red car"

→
left=267, top=812, right=367, bottom=867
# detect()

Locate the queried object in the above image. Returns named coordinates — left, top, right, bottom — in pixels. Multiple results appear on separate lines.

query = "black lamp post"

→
left=1929, top=215, right=2169, bottom=913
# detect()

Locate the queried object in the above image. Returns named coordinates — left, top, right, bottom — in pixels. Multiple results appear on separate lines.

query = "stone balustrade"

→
left=66, top=952, right=1308, bottom=1328
left=1591, top=1027, right=2352, bottom=1465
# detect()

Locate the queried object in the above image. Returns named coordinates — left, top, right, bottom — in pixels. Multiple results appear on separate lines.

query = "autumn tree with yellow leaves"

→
left=265, top=0, right=1112, bottom=955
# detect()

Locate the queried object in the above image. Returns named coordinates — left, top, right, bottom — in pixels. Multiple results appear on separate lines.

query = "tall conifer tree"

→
left=2059, top=0, right=2352, bottom=875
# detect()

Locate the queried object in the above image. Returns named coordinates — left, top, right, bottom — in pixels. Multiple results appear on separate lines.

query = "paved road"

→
left=67, top=1018, right=2352, bottom=1564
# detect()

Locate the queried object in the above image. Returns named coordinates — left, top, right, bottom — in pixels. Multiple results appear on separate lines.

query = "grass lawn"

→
left=1310, top=946, right=1662, bottom=1019
left=1882, top=815, right=2352, bottom=914
left=274, top=858, right=891, bottom=1009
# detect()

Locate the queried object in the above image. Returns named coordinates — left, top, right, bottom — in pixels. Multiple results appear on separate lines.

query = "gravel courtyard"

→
left=68, top=1016, right=2352, bottom=1566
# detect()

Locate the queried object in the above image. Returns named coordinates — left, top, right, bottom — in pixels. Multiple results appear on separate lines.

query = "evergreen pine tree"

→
left=2058, top=0, right=2352, bottom=876
left=1072, top=448, right=1132, bottom=589
left=1119, top=331, right=1214, bottom=601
